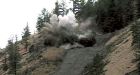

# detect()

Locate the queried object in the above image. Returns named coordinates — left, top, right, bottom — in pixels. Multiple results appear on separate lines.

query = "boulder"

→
left=78, top=36, right=96, bottom=47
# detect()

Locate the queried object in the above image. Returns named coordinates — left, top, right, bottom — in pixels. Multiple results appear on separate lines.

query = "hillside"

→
left=0, top=25, right=138, bottom=75
left=104, top=25, right=137, bottom=75
left=1, top=0, right=140, bottom=75
left=52, top=32, right=113, bottom=75
left=51, top=25, right=138, bottom=75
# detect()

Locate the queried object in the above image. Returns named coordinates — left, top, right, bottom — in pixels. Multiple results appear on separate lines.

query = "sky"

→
left=0, top=0, right=68, bottom=48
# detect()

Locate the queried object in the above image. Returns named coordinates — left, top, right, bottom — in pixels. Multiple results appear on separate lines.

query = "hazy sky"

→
left=0, top=0, right=63, bottom=48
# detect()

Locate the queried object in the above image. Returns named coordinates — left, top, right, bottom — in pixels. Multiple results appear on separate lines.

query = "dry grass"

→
left=19, top=47, right=63, bottom=75
left=41, top=47, right=65, bottom=61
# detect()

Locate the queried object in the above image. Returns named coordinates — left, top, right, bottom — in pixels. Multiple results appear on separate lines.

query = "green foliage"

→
left=74, top=0, right=134, bottom=32
left=6, top=39, right=21, bottom=75
left=106, top=43, right=115, bottom=53
left=53, top=0, right=67, bottom=16
left=20, top=69, right=32, bottom=75
left=96, top=0, right=134, bottom=32
left=72, top=0, right=100, bottom=20
left=77, top=0, right=95, bottom=20
left=22, top=23, right=30, bottom=39
left=58, top=0, right=67, bottom=16
left=131, top=21, right=140, bottom=48
left=27, top=51, right=41, bottom=63
left=2, top=63, right=8, bottom=71
left=2, top=53, right=8, bottom=71
left=132, top=1, right=140, bottom=73
left=53, top=1, right=59, bottom=16
left=136, top=0, right=140, bottom=18
left=72, top=0, right=83, bottom=14
left=22, top=24, right=31, bottom=51
left=36, top=8, right=51, bottom=32
left=131, top=1, right=140, bottom=74
left=81, top=54, right=107, bottom=75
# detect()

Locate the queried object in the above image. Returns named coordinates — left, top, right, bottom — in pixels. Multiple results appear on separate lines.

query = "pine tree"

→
left=72, top=0, right=81, bottom=14
left=72, top=0, right=85, bottom=20
left=131, top=0, right=140, bottom=74
left=53, top=1, right=60, bottom=16
left=131, top=0, right=140, bottom=47
left=59, top=0, right=67, bottom=16
left=2, top=51, right=8, bottom=71
left=95, top=0, right=134, bottom=33
left=22, top=23, right=31, bottom=51
left=7, top=38, right=21, bottom=75
left=22, top=23, right=30, bottom=39
left=136, top=0, right=140, bottom=18
left=36, top=8, right=51, bottom=32
left=78, top=0, right=95, bottom=20
left=131, top=20, right=140, bottom=48
left=131, top=21, right=140, bottom=74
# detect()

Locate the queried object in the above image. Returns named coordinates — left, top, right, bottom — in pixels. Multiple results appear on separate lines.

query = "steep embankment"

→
left=104, top=25, right=137, bottom=75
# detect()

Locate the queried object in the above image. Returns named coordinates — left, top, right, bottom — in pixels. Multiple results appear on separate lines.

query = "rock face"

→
left=78, top=37, right=96, bottom=47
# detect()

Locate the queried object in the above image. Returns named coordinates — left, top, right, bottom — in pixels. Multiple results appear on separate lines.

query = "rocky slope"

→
left=52, top=25, right=138, bottom=75
left=52, top=33, right=112, bottom=75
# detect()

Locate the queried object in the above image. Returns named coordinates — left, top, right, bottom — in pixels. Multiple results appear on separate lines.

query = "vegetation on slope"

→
left=81, top=54, right=107, bottom=75
left=1, top=0, right=140, bottom=75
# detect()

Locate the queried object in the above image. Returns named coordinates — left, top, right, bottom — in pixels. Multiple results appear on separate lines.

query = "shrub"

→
left=81, top=54, right=107, bottom=75
left=78, top=36, right=96, bottom=47
left=2, top=63, right=8, bottom=71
